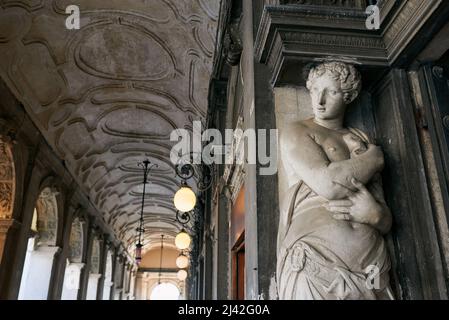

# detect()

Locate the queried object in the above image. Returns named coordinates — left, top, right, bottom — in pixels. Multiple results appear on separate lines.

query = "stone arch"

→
left=0, top=140, right=15, bottom=219
left=61, top=216, right=85, bottom=300
left=18, top=186, right=61, bottom=300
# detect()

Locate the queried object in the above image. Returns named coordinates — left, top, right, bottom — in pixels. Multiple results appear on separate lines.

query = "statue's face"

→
left=309, top=73, right=346, bottom=120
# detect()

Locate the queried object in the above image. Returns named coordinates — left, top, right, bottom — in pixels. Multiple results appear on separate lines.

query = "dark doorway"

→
left=231, top=232, right=245, bottom=300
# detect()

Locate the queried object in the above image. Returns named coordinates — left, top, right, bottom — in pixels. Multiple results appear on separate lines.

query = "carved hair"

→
left=306, top=62, right=362, bottom=104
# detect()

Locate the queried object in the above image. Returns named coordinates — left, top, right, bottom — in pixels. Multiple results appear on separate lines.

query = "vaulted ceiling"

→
left=0, top=0, right=219, bottom=252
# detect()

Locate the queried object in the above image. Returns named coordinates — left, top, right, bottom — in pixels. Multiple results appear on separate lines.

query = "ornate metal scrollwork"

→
left=176, top=210, right=191, bottom=225
left=175, top=163, right=195, bottom=180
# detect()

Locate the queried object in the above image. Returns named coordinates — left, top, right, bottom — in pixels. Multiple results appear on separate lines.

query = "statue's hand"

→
left=343, top=133, right=367, bottom=156
left=326, top=178, right=383, bottom=226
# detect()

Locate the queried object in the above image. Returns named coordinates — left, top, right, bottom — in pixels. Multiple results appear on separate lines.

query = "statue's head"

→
left=306, top=62, right=361, bottom=120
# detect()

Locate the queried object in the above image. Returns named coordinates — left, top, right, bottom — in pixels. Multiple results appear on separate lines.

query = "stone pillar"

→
left=135, top=272, right=142, bottom=300
left=18, top=239, right=60, bottom=300
left=123, top=264, right=132, bottom=300
left=61, top=262, right=85, bottom=300
left=241, top=0, right=259, bottom=300
left=96, top=236, right=107, bottom=300
left=141, top=273, right=148, bottom=300
left=112, top=255, right=124, bottom=300
left=204, top=229, right=214, bottom=300
left=86, top=273, right=102, bottom=300
left=135, top=271, right=148, bottom=300
left=102, top=279, right=114, bottom=300
left=78, top=222, right=94, bottom=300
left=121, top=263, right=128, bottom=300
left=129, top=269, right=136, bottom=300
left=217, top=188, right=231, bottom=300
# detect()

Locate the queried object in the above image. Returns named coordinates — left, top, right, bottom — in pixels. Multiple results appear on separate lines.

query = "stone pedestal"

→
left=102, top=280, right=113, bottom=300
left=18, top=240, right=60, bottom=300
left=86, top=273, right=102, bottom=300
left=61, top=262, right=85, bottom=300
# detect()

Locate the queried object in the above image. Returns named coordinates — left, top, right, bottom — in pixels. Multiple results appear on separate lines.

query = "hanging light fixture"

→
left=177, top=269, right=188, bottom=281
left=175, top=229, right=191, bottom=250
left=173, top=163, right=195, bottom=250
left=174, top=181, right=196, bottom=212
left=158, top=234, right=164, bottom=285
left=135, top=160, right=157, bottom=265
left=173, top=164, right=197, bottom=213
left=176, top=251, right=189, bottom=269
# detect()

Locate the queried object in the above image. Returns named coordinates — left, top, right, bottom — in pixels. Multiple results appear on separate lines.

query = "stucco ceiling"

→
left=0, top=0, right=219, bottom=251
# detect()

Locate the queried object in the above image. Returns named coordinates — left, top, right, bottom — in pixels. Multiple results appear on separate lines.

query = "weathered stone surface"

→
left=0, top=1, right=219, bottom=251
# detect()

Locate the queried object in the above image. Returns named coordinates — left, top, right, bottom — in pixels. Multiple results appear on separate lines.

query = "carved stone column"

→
left=102, top=279, right=114, bottom=300
left=217, top=185, right=231, bottom=300
left=78, top=221, right=95, bottom=300
left=129, top=268, right=137, bottom=300
left=112, top=255, right=125, bottom=300
left=86, top=273, right=102, bottom=300
left=18, top=239, right=61, bottom=300
left=96, top=235, right=107, bottom=300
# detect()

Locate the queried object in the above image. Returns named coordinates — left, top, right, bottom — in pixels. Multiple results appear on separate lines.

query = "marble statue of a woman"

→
left=276, top=62, right=394, bottom=300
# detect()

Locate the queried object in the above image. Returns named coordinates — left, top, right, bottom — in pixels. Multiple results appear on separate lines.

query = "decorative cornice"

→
left=382, top=0, right=442, bottom=63
left=254, top=0, right=443, bottom=85
left=280, top=0, right=366, bottom=9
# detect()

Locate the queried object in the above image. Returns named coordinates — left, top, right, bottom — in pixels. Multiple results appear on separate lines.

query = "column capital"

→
left=67, top=262, right=85, bottom=271
left=35, top=245, right=61, bottom=255
left=104, top=280, right=114, bottom=287
left=89, top=273, right=102, bottom=280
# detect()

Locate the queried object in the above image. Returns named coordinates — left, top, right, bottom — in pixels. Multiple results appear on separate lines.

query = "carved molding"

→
left=254, top=0, right=443, bottom=85
left=281, top=0, right=366, bottom=8
left=35, top=187, right=59, bottom=246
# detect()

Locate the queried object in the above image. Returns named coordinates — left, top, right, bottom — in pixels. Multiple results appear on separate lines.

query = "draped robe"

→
left=276, top=129, right=394, bottom=300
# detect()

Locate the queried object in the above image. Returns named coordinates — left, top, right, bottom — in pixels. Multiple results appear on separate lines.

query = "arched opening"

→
left=102, top=250, right=113, bottom=300
left=18, top=187, right=59, bottom=300
left=61, top=217, right=84, bottom=300
left=150, top=282, right=180, bottom=300
left=135, top=245, right=186, bottom=300
left=86, top=237, right=101, bottom=300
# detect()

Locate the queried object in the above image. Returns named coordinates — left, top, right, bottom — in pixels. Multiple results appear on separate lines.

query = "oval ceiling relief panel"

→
left=76, top=24, right=175, bottom=81
left=102, top=107, right=176, bottom=139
